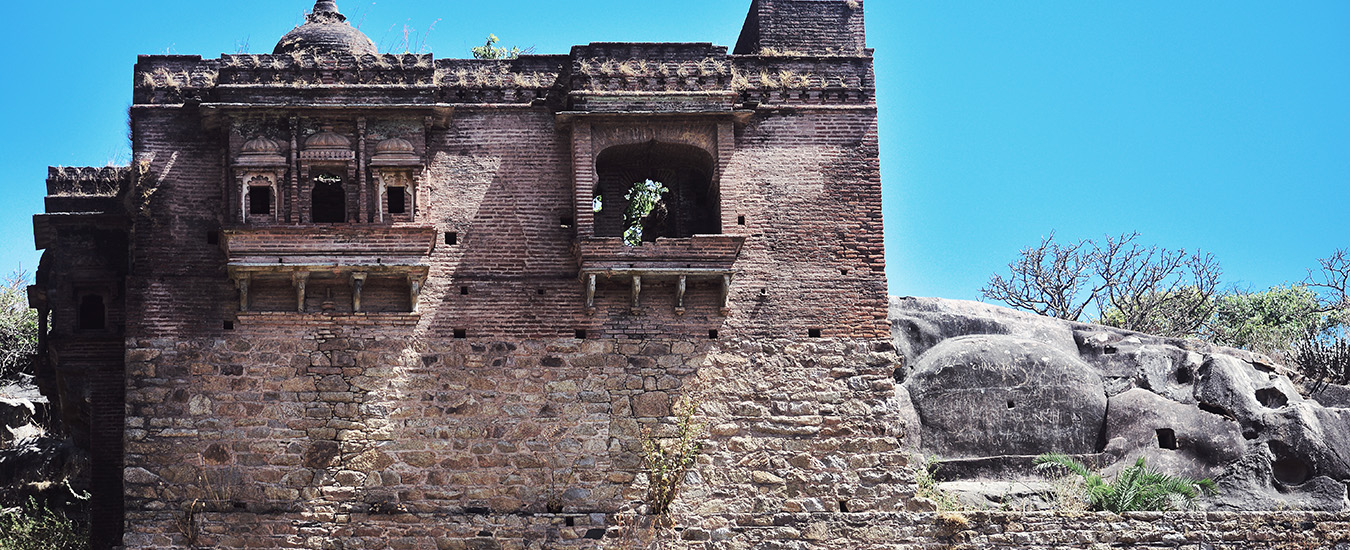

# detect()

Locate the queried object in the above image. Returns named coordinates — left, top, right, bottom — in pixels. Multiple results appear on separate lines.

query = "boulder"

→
left=889, top=297, right=1079, bottom=365
left=1102, top=388, right=1245, bottom=480
left=890, top=296, right=1350, bottom=511
left=905, top=335, right=1106, bottom=458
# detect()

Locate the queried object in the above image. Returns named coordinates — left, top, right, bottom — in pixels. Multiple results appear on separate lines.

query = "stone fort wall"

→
left=30, top=1, right=1350, bottom=548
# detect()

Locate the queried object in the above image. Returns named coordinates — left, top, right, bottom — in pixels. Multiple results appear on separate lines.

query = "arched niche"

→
left=594, top=141, right=719, bottom=240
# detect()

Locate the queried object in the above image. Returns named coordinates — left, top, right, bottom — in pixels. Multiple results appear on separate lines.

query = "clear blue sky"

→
left=1, top=1, right=1346, bottom=302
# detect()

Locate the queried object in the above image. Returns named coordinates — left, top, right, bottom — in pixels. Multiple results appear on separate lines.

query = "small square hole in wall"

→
left=575, top=329, right=587, bottom=340
left=840, top=268, right=850, bottom=276
left=1007, top=400, right=1015, bottom=409
left=206, top=231, right=220, bottom=245
left=460, top=286, right=469, bottom=295
left=454, top=329, right=467, bottom=339
left=445, top=232, right=458, bottom=246
left=1157, top=428, right=1178, bottom=449
left=560, top=216, right=575, bottom=229
left=808, top=328, right=822, bottom=338
left=537, top=289, right=546, bottom=296
left=223, top=320, right=234, bottom=331
left=737, top=215, right=746, bottom=226
left=708, top=329, right=719, bottom=339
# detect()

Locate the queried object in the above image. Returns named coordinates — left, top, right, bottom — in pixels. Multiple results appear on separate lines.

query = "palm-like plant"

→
left=1034, top=453, right=1217, bottom=513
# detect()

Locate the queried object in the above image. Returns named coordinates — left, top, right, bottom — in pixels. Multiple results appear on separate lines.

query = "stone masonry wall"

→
left=122, top=331, right=909, bottom=548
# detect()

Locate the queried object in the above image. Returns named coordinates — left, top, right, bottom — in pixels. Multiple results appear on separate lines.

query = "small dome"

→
left=274, top=1, right=377, bottom=56
left=375, top=137, right=415, bottom=154
left=241, top=136, right=283, bottom=154
left=306, top=127, right=351, bottom=150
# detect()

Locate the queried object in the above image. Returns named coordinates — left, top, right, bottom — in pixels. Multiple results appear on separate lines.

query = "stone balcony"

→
left=575, top=235, right=745, bottom=315
left=222, top=225, right=436, bottom=313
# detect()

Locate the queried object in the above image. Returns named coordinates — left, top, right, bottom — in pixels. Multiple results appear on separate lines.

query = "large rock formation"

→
left=891, top=296, right=1350, bottom=511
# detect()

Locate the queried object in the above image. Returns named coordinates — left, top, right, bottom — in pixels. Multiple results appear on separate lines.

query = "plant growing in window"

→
left=622, top=179, right=668, bottom=246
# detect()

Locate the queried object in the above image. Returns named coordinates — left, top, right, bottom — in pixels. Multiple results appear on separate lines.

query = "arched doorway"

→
left=594, top=142, right=718, bottom=242
left=312, top=174, right=346, bottom=223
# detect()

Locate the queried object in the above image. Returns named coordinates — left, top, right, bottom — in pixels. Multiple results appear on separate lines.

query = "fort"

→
left=25, top=1, right=1350, bottom=548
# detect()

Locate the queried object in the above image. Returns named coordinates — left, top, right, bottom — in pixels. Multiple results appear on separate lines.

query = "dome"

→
left=236, top=136, right=287, bottom=167
left=306, top=126, right=351, bottom=149
left=273, top=1, right=377, bottom=56
left=371, top=136, right=422, bottom=167
left=240, top=136, right=283, bottom=154
left=375, top=137, right=415, bottom=154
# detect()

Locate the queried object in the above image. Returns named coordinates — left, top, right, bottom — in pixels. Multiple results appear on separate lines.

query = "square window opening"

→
left=808, top=328, right=822, bottom=338
left=460, top=286, right=469, bottom=295
left=454, top=329, right=467, bottom=339
left=560, top=216, right=575, bottom=229
left=78, top=295, right=106, bottom=331
left=387, top=186, right=407, bottom=215
left=708, top=329, right=719, bottom=340
left=737, top=215, right=746, bottom=226
left=223, top=320, right=234, bottom=330
left=445, top=232, right=458, bottom=246
left=575, top=329, right=587, bottom=340
left=249, top=186, right=272, bottom=215
left=206, top=231, right=220, bottom=245
left=1157, top=428, right=1178, bottom=449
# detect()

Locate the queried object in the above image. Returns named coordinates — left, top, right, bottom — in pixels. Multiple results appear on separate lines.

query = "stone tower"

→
left=32, top=1, right=895, bottom=547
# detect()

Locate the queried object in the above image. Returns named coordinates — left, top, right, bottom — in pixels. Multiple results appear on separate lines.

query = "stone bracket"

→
left=580, top=268, right=734, bottom=316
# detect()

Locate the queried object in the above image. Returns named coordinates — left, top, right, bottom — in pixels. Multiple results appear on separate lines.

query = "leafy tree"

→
left=621, top=180, right=669, bottom=247
left=1035, top=453, right=1216, bottom=513
left=1206, top=285, right=1327, bottom=356
left=470, top=34, right=522, bottom=60
left=0, top=272, right=37, bottom=381
left=983, top=232, right=1220, bottom=337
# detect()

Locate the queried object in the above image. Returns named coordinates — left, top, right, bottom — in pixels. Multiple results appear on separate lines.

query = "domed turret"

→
left=274, top=0, right=377, bottom=56
left=371, top=136, right=422, bottom=167
left=305, top=126, right=351, bottom=150
left=236, top=136, right=287, bottom=167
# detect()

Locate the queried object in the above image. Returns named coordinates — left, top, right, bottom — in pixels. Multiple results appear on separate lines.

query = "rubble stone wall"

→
left=122, top=334, right=909, bottom=548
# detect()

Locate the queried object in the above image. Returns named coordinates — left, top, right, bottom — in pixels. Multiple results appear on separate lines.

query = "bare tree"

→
left=1094, top=233, right=1221, bottom=337
left=981, top=233, right=1104, bottom=321
left=1307, top=248, right=1349, bottom=313
left=984, top=232, right=1221, bottom=338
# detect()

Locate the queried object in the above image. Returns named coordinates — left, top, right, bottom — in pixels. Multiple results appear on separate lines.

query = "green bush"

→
left=0, top=272, right=37, bottom=381
left=0, top=498, right=88, bottom=550
left=1035, top=453, right=1216, bottom=513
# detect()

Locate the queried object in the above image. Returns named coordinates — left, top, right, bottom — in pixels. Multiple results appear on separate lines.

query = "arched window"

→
left=312, top=174, right=346, bottom=223
left=594, top=142, right=719, bottom=241
left=78, top=295, right=106, bottom=331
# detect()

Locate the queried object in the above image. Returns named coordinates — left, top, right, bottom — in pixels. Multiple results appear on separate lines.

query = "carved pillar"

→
left=357, top=118, right=368, bottom=223
left=720, top=274, right=733, bottom=316
left=350, top=272, right=367, bottom=312
left=234, top=274, right=251, bottom=312
left=631, top=275, right=642, bottom=312
left=675, top=275, right=687, bottom=316
left=289, top=116, right=300, bottom=224
left=409, top=274, right=426, bottom=312
left=585, top=273, right=597, bottom=315
left=292, top=271, right=309, bottom=313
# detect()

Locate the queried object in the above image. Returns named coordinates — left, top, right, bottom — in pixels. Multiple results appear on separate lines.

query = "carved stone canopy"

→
left=235, top=136, right=287, bottom=167
left=306, top=126, right=351, bottom=150
left=301, top=126, right=355, bottom=162
left=370, top=136, right=422, bottom=167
